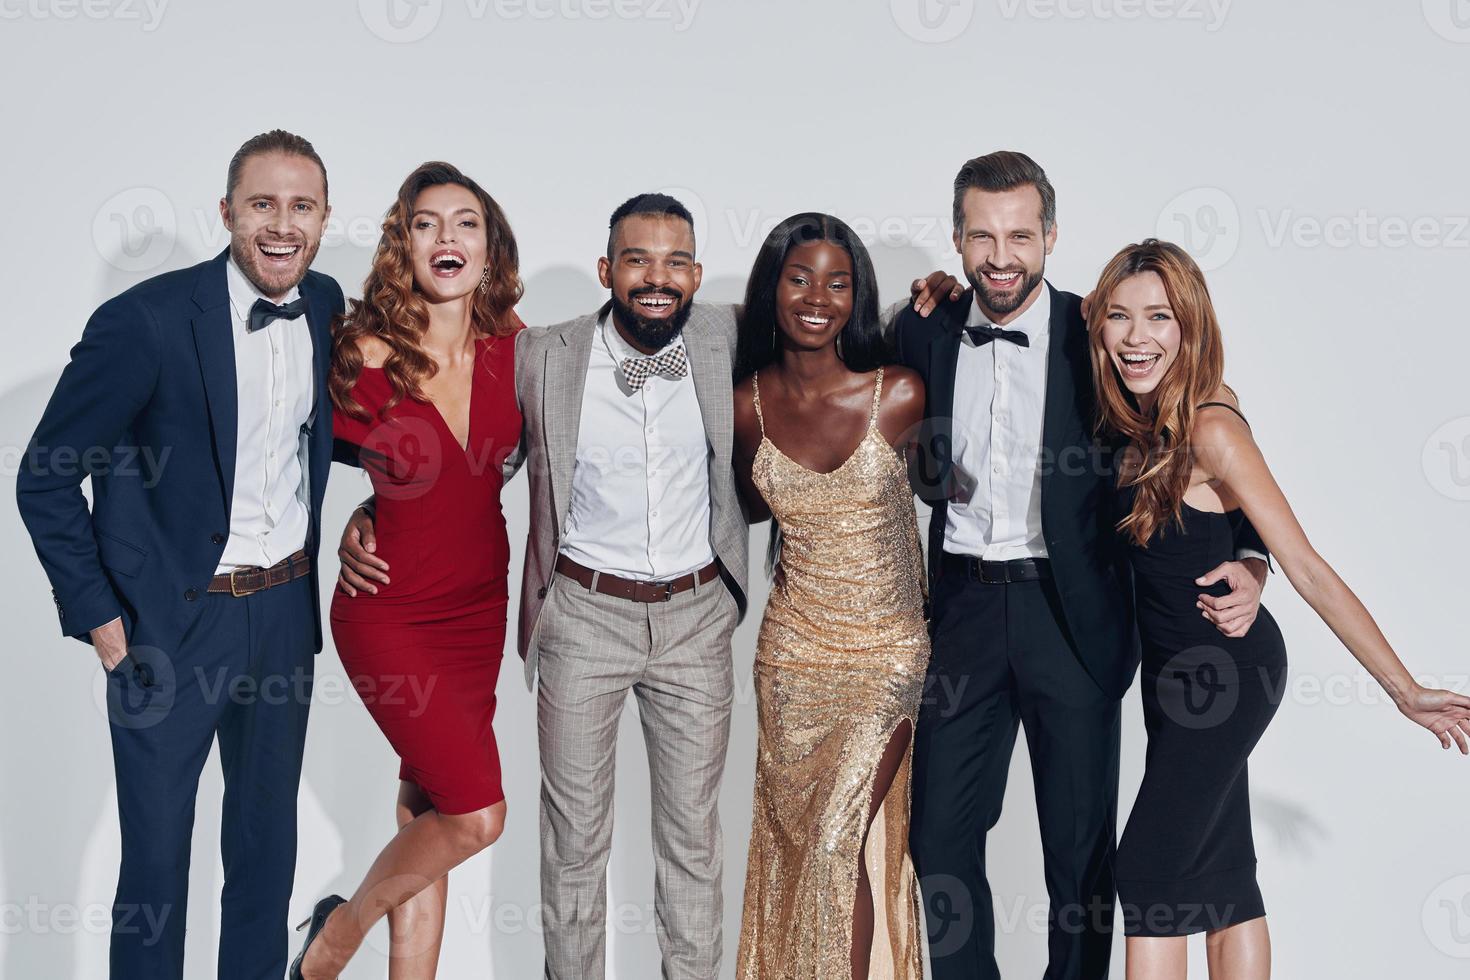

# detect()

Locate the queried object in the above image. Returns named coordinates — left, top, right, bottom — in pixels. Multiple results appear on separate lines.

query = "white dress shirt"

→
left=215, top=255, right=315, bottom=573
left=558, top=310, right=715, bottom=581
left=944, top=284, right=1052, bottom=560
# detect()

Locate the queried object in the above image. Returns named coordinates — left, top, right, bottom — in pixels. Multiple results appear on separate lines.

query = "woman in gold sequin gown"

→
left=731, top=213, right=931, bottom=980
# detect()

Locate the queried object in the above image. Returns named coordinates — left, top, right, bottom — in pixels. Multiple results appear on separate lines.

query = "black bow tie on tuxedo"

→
left=248, top=297, right=306, bottom=333
left=964, top=323, right=1030, bottom=348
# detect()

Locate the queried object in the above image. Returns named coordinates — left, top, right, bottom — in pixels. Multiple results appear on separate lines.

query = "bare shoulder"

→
left=880, top=364, right=925, bottom=418
left=732, top=373, right=760, bottom=451
left=354, top=333, right=391, bottom=369
left=1191, top=400, right=1257, bottom=480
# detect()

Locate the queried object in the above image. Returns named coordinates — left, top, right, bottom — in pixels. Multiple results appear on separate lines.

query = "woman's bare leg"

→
left=1204, top=917, right=1270, bottom=980
left=1127, top=935, right=1188, bottom=980
left=388, top=781, right=449, bottom=980
left=851, top=718, right=913, bottom=980
left=300, top=795, right=506, bottom=979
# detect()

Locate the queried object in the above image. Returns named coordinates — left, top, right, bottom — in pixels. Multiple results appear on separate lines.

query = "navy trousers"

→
left=104, top=573, right=315, bottom=980
left=910, top=558, right=1121, bottom=980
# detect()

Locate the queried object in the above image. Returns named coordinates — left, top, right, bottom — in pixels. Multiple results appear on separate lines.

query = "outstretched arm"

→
left=1197, top=410, right=1470, bottom=752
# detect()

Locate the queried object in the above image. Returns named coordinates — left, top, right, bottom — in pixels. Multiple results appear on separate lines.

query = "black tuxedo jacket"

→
left=894, top=283, right=1266, bottom=698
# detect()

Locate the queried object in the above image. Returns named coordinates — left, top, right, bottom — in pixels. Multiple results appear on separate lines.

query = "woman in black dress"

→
left=1086, top=239, right=1470, bottom=980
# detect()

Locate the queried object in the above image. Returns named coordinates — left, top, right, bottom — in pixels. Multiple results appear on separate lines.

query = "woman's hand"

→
left=1396, top=684, right=1470, bottom=753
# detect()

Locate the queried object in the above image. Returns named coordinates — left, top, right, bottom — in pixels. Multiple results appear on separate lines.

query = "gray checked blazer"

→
left=503, top=300, right=750, bottom=688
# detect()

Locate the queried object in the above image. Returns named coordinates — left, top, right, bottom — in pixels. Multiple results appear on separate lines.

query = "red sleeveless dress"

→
left=329, top=331, right=520, bottom=813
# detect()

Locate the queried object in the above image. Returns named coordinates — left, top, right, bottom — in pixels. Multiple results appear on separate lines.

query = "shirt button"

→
left=211, top=532, right=225, bottom=544
left=184, top=588, right=198, bottom=601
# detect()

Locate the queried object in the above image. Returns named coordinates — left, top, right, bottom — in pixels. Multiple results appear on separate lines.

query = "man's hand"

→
left=909, top=271, right=964, bottom=317
left=1195, top=558, right=1267, bottom=638
left=90, top=616, right=128, bottom=672
left=338, top=506, right=389, bottom=596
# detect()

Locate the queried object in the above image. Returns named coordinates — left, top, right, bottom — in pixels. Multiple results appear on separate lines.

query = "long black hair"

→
left=733, top=212, right=891, bottom=577
left=733, top=212, right=890, bottom=383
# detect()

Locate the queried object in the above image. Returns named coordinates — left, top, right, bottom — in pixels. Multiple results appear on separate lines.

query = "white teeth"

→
left=1121, top=353, right=1160, bottom=363
left=638, top=297, right=673, bottom=306
left=986, top=271, right=1019, bottom=281
left=260, top=243, right=298, bottom=255
left=431, top=252, right=465, bottom=267
left=797, top=313, right=831, bottom=325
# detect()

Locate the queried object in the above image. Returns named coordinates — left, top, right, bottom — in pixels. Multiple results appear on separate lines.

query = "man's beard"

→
left=610, top=287, right=693, bottom=350
left=229, top=229, right=321, bottom=299
left=967, top=261, right=1045, bottom=317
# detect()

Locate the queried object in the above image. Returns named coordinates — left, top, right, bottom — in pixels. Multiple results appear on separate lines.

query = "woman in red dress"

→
left=291, top=161, right=522, bottom=980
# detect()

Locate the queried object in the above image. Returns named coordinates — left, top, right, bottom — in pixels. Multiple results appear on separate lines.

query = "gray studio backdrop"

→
left=3, top=1, right=1469, bottom=977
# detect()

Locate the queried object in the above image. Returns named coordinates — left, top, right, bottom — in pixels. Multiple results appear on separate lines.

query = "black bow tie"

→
left=248, top=297, right=306, bottom=333
left=964, top=323, right=1030, bottom=348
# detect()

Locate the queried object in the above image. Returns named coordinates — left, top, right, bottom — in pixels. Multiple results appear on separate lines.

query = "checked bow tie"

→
left=620, top=345, right=689, bottom=391
left=964, top=323, right=1030, bottom=348
left=248, top=297, right=306, bottom=333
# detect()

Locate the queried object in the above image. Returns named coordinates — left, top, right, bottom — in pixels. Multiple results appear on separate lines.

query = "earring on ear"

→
left=478, top=265, right=490, bottom=293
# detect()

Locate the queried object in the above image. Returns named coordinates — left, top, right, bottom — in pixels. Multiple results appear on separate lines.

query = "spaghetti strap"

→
left=1197, top=400, right=1250, bottom=429
left=868, top=367, right=884, bottom=429
left=752, top=370, right=766, bottom=437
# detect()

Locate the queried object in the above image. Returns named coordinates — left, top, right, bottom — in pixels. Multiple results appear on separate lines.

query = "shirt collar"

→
left=225, top=253, right=302, bottom=325
left=965, top=277, right=1051, bottom=343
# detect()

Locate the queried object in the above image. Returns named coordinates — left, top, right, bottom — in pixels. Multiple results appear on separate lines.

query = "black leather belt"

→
left=941, top=551, right=1051, bottom=584
left=555, top=554, right=720, bottom=603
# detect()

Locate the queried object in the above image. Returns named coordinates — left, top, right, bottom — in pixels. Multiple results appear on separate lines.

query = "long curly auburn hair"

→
left=329, top=161, right=521, bottom=421
left=1087, top=238, right=1238, bottom=547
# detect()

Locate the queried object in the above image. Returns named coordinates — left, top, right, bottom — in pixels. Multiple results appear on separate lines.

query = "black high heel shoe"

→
left=289, top=894, right=347, bottom=980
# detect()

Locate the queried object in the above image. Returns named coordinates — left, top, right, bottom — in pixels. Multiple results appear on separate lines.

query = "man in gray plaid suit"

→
left=342, top=192, right=748, bottom=979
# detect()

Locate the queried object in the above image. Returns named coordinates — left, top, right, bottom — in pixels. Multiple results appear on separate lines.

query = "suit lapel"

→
left=190, top=250, right=237, bottom=512
left=1040, top=283, right=1085, bottom=503
left=682, top=308, right=731, bottom=461
left=544, top=308, right=598, bottom=531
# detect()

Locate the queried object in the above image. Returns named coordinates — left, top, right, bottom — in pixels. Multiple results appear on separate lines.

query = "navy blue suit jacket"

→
left=16, top=248, right=345, bottom=656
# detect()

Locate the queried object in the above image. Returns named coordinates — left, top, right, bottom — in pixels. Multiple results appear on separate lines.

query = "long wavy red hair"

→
left=330, top=161, right=522, bottom=421
left=1086, top=238, right=1237, bottom=547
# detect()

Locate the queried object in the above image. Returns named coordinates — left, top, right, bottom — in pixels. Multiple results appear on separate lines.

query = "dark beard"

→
left=610, top=288, right=692, bottom=351
left=967, top=262, right=1045, bottom=317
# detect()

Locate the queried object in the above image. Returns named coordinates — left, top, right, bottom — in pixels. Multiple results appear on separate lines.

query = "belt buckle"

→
left=229, top=568, right=261, bottom=597
left=656, top=579, right=675, bottom=602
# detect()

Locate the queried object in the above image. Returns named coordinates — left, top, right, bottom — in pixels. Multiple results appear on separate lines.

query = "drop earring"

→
left=478, top=265, right=490, bottom=293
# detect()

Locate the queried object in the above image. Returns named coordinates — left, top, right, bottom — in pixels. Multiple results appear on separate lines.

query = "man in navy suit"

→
left=16, top=130, right=345, bottom=980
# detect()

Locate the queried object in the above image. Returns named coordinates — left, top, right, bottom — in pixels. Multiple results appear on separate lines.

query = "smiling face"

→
left=773, top=239, right=853, bottom=352
left=598, top=213, right=702, bottom=353
left=1100, top=270, right=1182, bottom=404
left=219, top=151, right=329, bottom=301
left=954, top=184, right=1055, bottom=322
left=407, top=183, right=489, bottom=304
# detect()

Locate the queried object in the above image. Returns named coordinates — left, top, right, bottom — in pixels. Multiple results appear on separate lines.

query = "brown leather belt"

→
left=208, top=549, right=311, bottom=597
left=554, top=554, right=719, bottom=603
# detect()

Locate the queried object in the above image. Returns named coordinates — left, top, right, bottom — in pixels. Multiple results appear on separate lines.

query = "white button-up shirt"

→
left=558, top=310, right=715, bottom=581
left=215, top=255, right=315, bottom=573
left=944, top=283, right=1052, bottom=561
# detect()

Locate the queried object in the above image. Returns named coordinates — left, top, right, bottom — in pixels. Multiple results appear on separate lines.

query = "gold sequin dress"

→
left=735, top=367, right=930, bottom=980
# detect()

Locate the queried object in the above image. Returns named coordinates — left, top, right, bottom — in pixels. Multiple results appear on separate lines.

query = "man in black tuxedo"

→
left=895, top=151, right=1271, bottom=979
left=17, top=130, right=344, bottom=979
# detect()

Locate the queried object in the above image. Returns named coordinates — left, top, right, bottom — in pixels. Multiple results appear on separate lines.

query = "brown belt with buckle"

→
left=554, top=554, right=719, bottom=603
left=208, top=549, right=312, bottom=597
